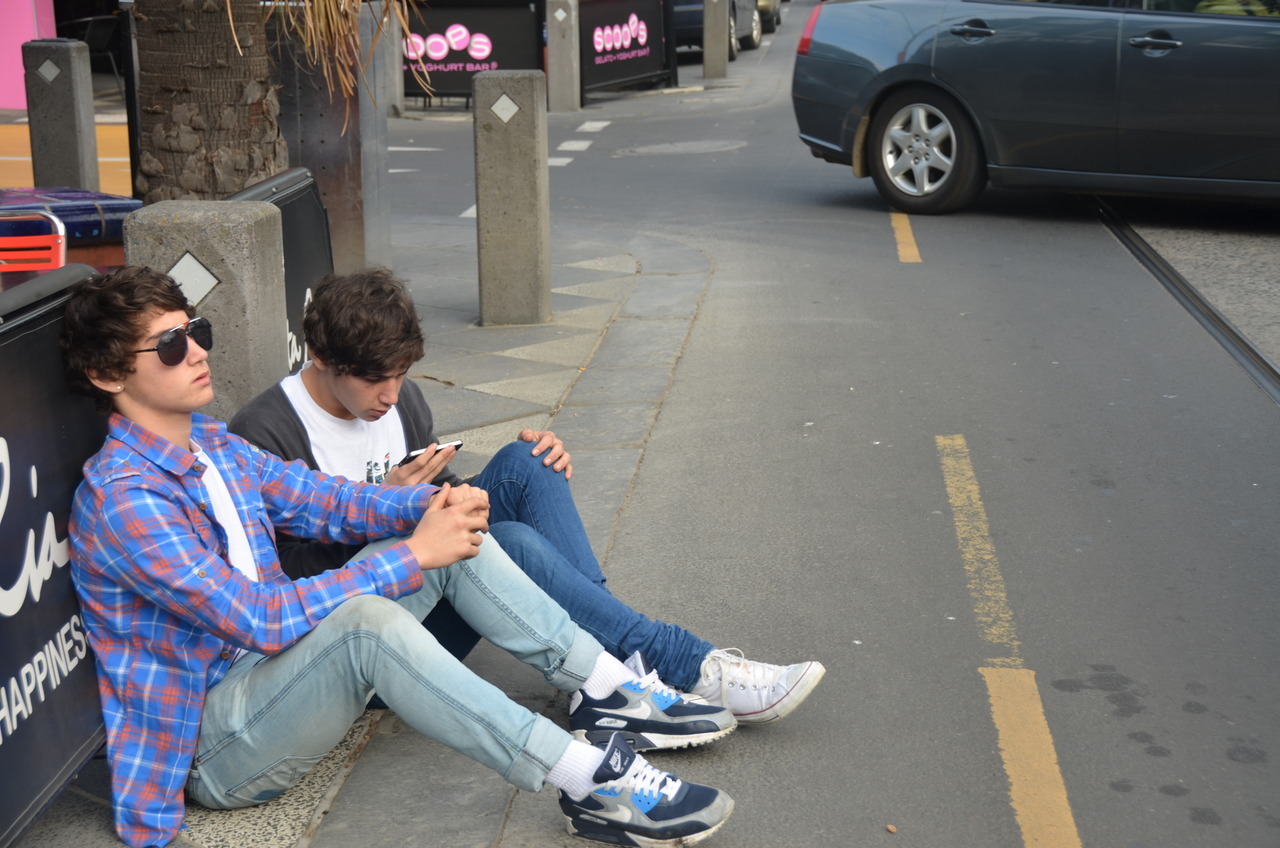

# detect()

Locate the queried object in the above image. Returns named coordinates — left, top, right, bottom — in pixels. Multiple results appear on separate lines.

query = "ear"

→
left=87, top=370, right=123, bottom=395
left=309, top=350, right=330, bottom=372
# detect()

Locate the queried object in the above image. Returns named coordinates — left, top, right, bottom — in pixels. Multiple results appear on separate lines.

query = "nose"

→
left=381, top=375, right=406, bottom=405
left=188, top=334, right=208, bottom=363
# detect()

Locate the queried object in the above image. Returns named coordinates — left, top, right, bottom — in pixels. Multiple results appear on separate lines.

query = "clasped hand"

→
left=407, top=483, right=490, bottom=570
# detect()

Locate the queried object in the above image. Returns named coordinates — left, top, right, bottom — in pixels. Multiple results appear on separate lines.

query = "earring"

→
left=116, top=385, right=123, bottom=391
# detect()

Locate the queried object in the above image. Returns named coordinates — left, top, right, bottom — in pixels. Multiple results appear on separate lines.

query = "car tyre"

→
left=867, top=86, right=986, bottom=215
left=741, top=8, right=764, bottom=49
left=762, top=1, right=781, bottom=33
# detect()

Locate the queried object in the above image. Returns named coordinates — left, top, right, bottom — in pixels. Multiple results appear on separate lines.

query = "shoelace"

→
left=636, top=668, right=685, bottom=703
left=607, top=755, right=682, bottom=802
left=703, top=648, right=785, bottom=694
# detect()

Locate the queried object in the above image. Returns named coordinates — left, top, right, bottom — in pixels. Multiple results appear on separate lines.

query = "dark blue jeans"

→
left=426, top=441, right=713, bottom=691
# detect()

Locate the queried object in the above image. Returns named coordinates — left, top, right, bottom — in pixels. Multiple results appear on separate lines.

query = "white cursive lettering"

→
left=0, top=438, right=72, bottom=618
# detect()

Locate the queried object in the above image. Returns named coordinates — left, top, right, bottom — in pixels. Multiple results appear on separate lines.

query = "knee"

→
left=327, top=594, right=417, bottom=634
left=489, top=440, right=545, bottom=477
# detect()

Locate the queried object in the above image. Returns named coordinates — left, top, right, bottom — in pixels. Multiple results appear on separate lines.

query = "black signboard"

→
left=403, top=3, right=541, bottom=98
left=580, top=0, right=672, bottom=91
left=225, top=168, right=334, bottom=374
left=0, top=265, right=106, bottom=848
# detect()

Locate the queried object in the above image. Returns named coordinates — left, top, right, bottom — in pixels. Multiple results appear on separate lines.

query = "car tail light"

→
left=797, top=4, right=823, bottom=55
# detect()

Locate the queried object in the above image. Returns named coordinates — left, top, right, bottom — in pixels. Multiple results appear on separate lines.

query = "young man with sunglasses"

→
left=61, top=266, right=737, bottom=848
left=230, top=269, right=825, bottom=724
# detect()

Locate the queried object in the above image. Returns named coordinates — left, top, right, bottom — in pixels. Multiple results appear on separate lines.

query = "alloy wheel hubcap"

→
left=882, top=103, right=955, bottom=197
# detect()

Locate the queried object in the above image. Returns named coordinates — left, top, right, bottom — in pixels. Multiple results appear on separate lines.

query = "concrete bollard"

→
left=22, top=39, right=99, bottom=191
left=703, top=0, right=729, bottom=80
left=357, top=3, right=394, bottom=267
left=362, top=2, right=405, bottom=119
left=123, top=201, right=287, bottom=422
left=473, top=71, right=551, bottom=326
left=546, top=0, right=581, bottom=113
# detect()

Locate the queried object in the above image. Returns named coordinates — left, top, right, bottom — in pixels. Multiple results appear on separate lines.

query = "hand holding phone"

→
left=398, top=440, right=462, bottom=468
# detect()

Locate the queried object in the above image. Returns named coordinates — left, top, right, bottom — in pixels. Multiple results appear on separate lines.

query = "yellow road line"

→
left=936, top=433, right=1021, bottom=666
left=891, top=210, right=922, bottom=263
left=982, top=668, right=1083, bottom=848
left=936, top=434, right=1082, bottom=848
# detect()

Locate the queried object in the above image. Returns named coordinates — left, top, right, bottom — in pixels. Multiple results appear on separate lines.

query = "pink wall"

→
left=1, top=0, right=59, bottom=110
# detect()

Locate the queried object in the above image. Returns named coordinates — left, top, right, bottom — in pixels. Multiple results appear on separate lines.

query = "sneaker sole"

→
left=563, top=799, right=735, bottom=847
left=574, top=724, right=736, bottom=752
left=735, top=661, right=826, bottom=725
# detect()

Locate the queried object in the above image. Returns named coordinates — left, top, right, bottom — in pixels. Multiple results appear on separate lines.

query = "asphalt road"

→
left=385, top=6, right=1279, bottom=845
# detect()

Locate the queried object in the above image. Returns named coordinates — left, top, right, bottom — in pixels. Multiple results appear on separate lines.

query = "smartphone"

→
left=397, top=440, right=462, bottom=468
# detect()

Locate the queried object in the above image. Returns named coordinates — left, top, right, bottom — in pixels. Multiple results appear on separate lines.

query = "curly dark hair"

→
left=303, top=268, right=425, bottom=378
left=60, top=266, right=193, bottom=413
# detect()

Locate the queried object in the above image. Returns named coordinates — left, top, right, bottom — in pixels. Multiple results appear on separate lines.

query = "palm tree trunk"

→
left=131, top=0, right=287, bottom=202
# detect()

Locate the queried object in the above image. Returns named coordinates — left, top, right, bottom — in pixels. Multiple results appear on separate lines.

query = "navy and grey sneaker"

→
left=559, top=731, right=735, bottom=846
left=569, top=654, right=736, bottom=751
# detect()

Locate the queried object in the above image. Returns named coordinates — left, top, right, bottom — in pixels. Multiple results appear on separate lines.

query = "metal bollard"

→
left=22, top=39, right=99, bottom=191
left=703, top=0, right=730, bottom=80
left=473, top=71, right=552, bottom=326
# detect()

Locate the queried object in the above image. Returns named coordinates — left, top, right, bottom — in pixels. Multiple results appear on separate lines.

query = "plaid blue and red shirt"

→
left=70, top=413, right=435, bottom=848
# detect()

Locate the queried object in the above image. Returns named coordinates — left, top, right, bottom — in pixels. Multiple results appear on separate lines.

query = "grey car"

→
left=759, top=0, right=784, bottom=32
left=791, top=0, right=1280, bottom=213
left=675, top=1, right=764, bottom=59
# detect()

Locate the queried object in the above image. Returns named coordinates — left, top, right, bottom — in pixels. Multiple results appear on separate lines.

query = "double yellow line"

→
left=936, top=434, right=1082, bottom=848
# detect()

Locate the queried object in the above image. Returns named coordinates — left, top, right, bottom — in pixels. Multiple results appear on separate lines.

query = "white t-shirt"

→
left=192, top=442, right=259, bottom=584
left=280, top=366, right=407, bottom=483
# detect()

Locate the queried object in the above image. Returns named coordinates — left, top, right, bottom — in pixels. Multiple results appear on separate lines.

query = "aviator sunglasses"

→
left=134, top=317, right=214, bottom=366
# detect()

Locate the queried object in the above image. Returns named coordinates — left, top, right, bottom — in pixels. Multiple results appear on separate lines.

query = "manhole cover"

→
left=615, top=140, right=747, bottom=156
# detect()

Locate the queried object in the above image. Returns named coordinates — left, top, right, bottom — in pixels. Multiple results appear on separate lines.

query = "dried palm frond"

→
left=257, top=0, right=430, bottom=119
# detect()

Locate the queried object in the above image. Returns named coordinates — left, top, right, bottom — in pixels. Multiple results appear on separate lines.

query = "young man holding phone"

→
left=61, top=266, right=736, bottom=848
left=230, top=269, right=825, bottom=724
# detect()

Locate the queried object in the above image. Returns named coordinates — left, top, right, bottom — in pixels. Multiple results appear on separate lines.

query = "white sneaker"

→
left=690, top=649, right=826, bottom=724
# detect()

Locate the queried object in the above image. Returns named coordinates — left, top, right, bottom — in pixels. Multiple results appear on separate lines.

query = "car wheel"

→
left=762, top=2, right=780, bottom=33
left=867, top=87, right=986, bottom=215
left=727, top=8, right=740, bottom=61
left=741, top=8, right=763, bottom=49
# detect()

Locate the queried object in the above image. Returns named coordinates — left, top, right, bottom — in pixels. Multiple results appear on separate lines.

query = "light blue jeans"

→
left=450, top=441, right=715, bottom=692
left=186, top=535, right=601, bottom=809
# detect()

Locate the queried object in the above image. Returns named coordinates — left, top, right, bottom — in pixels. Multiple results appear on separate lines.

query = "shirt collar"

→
left=106, top=412, right=228, bottom=477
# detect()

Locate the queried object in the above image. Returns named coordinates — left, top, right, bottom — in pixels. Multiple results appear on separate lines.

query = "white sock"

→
left=545, top=738, right=607, bottom=800
left=581, top=652, right=637, bottom=699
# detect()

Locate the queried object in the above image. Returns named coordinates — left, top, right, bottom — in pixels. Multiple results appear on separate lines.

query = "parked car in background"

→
left=674, top=1, right=764, bottom=60
left=791, top=0, right=1280, bottom=213
left=758, top=0, right=784, bottom=32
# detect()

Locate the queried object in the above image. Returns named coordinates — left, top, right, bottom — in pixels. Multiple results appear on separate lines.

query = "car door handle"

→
left=1128, top=35, right=1183, bottom=49
left=949, top=22, right=996, bottom=39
